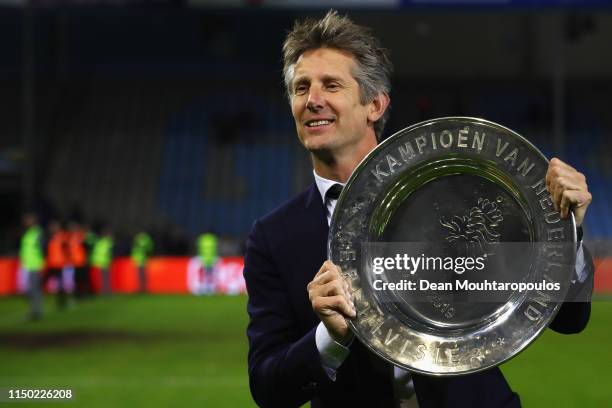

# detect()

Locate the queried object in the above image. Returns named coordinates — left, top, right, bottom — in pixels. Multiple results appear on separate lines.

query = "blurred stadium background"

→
left=0, top=0, right=611, bottom=407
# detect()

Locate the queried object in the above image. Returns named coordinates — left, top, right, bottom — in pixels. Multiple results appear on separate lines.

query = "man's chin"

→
left=305, top=144, right=336, bottom=162
left=302, top=135, right=332, bottom=152
left=303, top=138, right=331, bottom=152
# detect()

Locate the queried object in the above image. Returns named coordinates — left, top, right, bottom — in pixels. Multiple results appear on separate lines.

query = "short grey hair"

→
left=282, top=10, right=393, bottom=141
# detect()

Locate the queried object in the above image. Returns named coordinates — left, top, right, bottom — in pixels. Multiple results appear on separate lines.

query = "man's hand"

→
left=307, top=260, right=356, bottom=345
left=546, top=157, right=592, bottom=227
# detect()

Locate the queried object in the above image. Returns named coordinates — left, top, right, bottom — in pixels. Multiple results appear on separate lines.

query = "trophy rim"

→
left=328, top=116, right=576, bottom=376
left=336, top=116, right=549, bottom=210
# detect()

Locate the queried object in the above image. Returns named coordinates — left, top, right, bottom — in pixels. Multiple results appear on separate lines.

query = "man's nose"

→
left=306, top=88, right=325, bottom=112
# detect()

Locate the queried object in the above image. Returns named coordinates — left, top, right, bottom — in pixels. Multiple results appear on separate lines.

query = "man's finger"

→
left=549, top=157, right=576, bottom=173
left=559, top=189, right=592, bottom=220
left=309, top=268, right=341, bottom=289
left=551, top=178, right=584, bottom=210
left=309, top=279, right=348, bottom=301
left=546, top=158, right=577, bottom=189
left=309, top=269, right=333, bottom=287
left=312, top=294, right=356, bottom=318
left=309, top=261, right=341, bottom=288
left=309, top=279, right=354, bottom=309
left=314, top=260, right=336, bottom=278
left=334, top=263, right=343, bottom=275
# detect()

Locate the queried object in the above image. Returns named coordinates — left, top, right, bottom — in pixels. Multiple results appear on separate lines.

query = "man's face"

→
left=290, top=48, right=375, bottom=155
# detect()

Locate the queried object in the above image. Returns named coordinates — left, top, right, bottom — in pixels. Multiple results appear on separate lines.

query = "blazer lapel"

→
left=304, top=183, right=330, bottom=264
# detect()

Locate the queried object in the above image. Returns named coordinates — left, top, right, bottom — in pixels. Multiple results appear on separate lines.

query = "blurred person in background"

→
left=197, top=232, right=218, bottom=294
left=68, top=220, right=88, bottom=299
left=244, top=10, right=594, bottom=408
left=131, top=231, right=154, bottom=293
left=83, top=224, right=97, bottom=297
left=91, top=226, right=114, bottom=295
left=19, top=212, right=45, bottom=320
left=43, top=219, right=68, bottom=310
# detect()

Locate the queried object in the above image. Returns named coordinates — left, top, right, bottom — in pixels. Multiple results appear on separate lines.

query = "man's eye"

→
left=327, top=83, right=340, bottom=91
left=295, top=85, right=307, bottom=94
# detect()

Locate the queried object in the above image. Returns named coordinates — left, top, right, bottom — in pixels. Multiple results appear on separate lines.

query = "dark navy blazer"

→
left=244, top=183, right=593, bottom=408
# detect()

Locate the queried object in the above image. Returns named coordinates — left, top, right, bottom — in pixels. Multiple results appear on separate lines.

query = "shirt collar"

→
left=313, top=170, right=345, bottom=204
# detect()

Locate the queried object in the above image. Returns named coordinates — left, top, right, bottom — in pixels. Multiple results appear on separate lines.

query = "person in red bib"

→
left=44, top=219, right=69, bottom=309
left=68, top=220, right=88, bottom=299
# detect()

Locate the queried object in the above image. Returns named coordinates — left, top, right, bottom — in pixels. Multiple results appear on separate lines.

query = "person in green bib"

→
left=19, top=213, right=45, bottom=320
left=91, top=227, right=114, bottom=295
left=131, top=232, right=154, bottom=293
left=197, top=232, right=218, bottom=294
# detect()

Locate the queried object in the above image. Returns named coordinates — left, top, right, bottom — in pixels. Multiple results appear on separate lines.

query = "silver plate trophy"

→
left=328, top=117, right=576, bottom=376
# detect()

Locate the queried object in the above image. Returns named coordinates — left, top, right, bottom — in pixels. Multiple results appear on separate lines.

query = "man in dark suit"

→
left=244, top=10, right=594, bottom=408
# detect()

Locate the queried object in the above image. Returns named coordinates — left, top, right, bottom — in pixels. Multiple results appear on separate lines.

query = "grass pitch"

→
left=0, top=295, right=610, bottom=407
left=0, top=295, right=252, bottom=407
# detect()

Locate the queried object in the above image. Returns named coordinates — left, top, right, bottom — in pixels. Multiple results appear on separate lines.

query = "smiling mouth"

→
left=305, top=119, right=335, bottom=128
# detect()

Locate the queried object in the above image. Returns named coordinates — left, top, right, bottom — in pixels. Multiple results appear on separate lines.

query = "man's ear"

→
left=367, top=92, right=390, bottom=124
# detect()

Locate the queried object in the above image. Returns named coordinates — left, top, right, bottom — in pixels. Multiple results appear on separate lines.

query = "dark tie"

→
left=325, top=183, right=343, bottom=201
